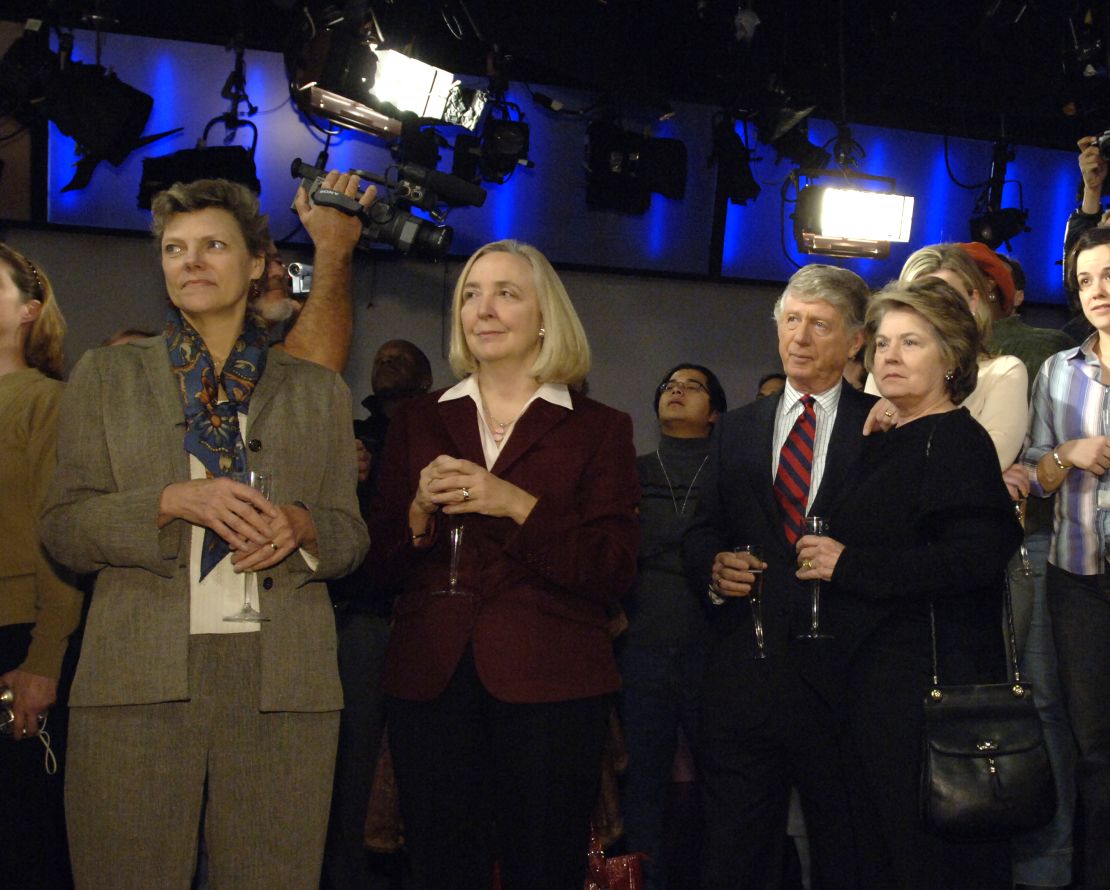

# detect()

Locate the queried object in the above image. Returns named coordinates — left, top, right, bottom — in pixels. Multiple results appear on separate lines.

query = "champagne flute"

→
left=797, top=515, right=833, bottom=640
left=431, top=515, right=472, bottom=596
left=735, top=545, right=767, bottom=659
left=1014, top=500, right=1034, bottom=578
left=223, top=470, right=273, bottom=623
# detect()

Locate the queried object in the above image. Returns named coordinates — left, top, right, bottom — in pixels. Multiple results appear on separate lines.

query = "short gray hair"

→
left=772, top=264, right=870, bottom=333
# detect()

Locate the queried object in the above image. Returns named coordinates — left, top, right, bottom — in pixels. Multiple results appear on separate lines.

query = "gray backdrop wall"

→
left=3, top=227, right=784, bottom=453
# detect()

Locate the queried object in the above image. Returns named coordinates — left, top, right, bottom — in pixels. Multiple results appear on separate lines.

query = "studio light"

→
left=970, top=207, right=1030, bottom=250
left=968, top=141, right=1030, bottom=249
left=139, top=44, right=262, bottom=209
left=0, top=21, right=173, bottom=190
left=585, top=121, right=688, bottom=214
left=711, top=114, right=760, bottom=206
left=288, top=17, right=486, bottom=139
left=480, top=117, right=530, bottom=183
left=794, top=184, right=915, bottom=259
left=754, top=94, right=830, bottom=170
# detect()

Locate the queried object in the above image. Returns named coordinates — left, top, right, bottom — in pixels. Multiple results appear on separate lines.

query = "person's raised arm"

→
left=1079, top=136, right=1108, bottom=215
left=281, top=170, right=376, bottom=372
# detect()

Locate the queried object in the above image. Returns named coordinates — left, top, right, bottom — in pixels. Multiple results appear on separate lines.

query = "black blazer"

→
left=682, top=383, right=877, bottom=725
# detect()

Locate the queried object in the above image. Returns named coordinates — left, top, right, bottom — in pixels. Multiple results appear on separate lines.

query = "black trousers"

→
left=0, top=623, right=73, bottom=890
left=387, top=646, right=611, bottom=890
left=697, top=660, right=866, bottom=890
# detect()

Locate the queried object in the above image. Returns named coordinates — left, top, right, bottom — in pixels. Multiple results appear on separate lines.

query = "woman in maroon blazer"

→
left=374, top=239, right=640, bottom=889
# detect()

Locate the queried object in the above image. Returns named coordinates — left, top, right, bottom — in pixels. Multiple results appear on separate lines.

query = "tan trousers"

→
left=65, top=634, right=339, bottom=890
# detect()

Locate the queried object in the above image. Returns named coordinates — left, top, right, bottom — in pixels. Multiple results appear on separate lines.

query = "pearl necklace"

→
left=655, top=450, right=709, bottom=515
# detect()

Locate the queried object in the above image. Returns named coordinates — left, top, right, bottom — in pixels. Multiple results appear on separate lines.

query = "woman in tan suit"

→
left=41, top=180, right=368, bottom=890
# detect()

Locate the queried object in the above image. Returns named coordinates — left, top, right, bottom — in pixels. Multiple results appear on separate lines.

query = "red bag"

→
left=584, top=823, right=648, bottom=890
left=492, top=823, right=648, bottom=890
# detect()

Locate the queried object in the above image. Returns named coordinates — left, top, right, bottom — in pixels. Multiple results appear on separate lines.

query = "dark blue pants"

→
left=1011, top=534, right=1076, bottom=888
left=617, top=641, right=705, bottom=890
left=1046, top=564, right=1110, bottom=889
left=322, top=610, right=392, bottom=890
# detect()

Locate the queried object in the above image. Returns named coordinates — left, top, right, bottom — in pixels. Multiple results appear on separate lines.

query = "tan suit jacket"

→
left=41, top=338, right=368, bottom=712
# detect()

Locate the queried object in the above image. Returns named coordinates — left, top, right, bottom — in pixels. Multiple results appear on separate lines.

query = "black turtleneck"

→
left=623, top=434, right=712, bottom=649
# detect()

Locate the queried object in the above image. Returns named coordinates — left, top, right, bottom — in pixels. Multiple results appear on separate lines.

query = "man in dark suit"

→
left=684, top=264, right=876, bottom=890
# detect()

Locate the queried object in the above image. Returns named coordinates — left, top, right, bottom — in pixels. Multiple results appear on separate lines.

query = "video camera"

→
left=291, top=158, right=486, bottom=259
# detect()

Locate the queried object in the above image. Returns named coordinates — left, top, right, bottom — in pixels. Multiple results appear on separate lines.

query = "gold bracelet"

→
left=1052, top=449, right=1070, bottom=472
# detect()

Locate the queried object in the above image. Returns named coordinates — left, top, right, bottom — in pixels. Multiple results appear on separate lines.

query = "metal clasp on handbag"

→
left=976, top=740, right=999, bottom=774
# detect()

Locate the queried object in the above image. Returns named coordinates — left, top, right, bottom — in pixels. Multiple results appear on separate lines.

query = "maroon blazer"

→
left=375, top=387, right=640, bottom=703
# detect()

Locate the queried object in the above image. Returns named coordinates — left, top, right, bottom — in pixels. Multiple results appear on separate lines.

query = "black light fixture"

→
left=584, top=121, right=688, bottom=214
left=138, top=43, right=261, bottom=208
left=710, top=113, right=760, bottom=205
left=479, top=109, right=531, bottom=183
left=970, top=207, right=1030, bottom=249
left=969, top=141, right=1030, bottom=249
left=754, top=89, right=830, bottom=171
left=0, top=20, right=176, bottom=191
left=970, top=149, right=1030, bottom=248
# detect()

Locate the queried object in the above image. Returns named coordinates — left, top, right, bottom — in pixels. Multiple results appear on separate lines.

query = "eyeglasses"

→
left=658, top=380, right=708, bottom=397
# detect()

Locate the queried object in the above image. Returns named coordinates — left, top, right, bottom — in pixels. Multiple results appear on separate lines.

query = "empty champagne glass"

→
left=431, top=515, right=471, bottom=596
left=735, top=545, right=767, bottom=659
left=797, top=515, right=833, bottom=640
left=223, top=470, right=273, bottom=623
left=1014, top=500, right=1034, bottom=578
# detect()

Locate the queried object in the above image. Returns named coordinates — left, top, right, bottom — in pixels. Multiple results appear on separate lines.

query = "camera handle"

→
left=309, top=186, right=371, bottom=224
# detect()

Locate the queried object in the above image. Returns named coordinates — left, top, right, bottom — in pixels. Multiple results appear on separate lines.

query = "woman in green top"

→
left=0, top=241, right=81, bottom=889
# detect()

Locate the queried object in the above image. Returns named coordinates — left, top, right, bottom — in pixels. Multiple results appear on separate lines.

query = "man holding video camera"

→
left=257, top=169, right=375, bottom=374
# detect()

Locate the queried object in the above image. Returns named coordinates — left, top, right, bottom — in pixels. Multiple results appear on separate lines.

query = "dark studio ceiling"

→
left=4, top=0, right=1110, bottom=151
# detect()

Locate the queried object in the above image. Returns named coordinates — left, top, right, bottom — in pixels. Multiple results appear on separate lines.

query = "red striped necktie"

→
left=774, top=394, right=816, bottom=544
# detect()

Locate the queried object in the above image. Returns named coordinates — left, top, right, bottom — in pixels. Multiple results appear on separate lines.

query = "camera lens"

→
left=413, top=221, right=452, bottom=259
left=1098, top=131, right=1110, bottom=161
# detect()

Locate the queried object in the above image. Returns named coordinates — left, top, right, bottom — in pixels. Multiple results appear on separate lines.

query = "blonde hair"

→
left=0, top=243, right=66, bottom=380
left=864, top=277, right=980, bottom=404
left=448, top=240, right=591, bottom=385
left=900, top=243, right=993, bottom=343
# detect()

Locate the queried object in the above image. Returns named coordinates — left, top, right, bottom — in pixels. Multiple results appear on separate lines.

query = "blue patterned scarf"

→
left=164, top=307, right=269, bottom=580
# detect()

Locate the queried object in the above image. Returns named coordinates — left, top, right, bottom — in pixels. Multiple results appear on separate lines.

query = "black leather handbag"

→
left=919, top=575, right=1057, bottom=840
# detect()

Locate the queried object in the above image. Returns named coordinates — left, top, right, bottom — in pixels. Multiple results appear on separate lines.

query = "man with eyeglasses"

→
left=684, top=265, right=877, bottom=889
left=617, top=364, right=726, bottom=890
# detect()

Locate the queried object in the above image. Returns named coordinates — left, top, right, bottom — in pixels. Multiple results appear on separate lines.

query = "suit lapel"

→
left=436, top=395, right=486, bottom=464
left=491, top=397, right=569, bottom=476
left=247, top=348, right=289, bottom=434
left=138, top=339, right=191, bottom=482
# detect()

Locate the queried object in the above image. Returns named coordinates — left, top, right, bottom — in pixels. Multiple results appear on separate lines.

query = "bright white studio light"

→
left=372, top=50, right=459, bottom=119
left=795, top=185, right=915, bottom=259
left=818, top=188, right=914, bottom=241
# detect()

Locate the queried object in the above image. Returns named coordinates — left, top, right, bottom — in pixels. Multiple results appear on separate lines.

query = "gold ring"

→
left=461, top=487, right=471, bottom=502
left=883, top=410, right=894, bottom=418
left=270, top=542, right=278, bottom=551
left=801, top=559, right=813, bottom=570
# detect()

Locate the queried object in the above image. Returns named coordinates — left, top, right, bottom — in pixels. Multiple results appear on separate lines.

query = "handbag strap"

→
left=923, top=417, right=1023, bottom=695
left=928, top=568, right=1023, bottom=693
